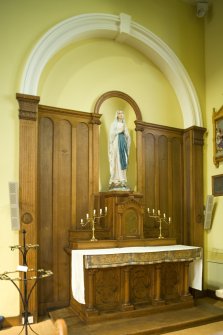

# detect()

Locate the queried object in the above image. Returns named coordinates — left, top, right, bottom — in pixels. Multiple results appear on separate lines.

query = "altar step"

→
left=49, top=297, right=223, bottom=335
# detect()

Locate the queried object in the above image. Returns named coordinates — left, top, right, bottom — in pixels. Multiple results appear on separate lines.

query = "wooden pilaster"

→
left=16, top=93, right=40, bottom=320
left=122, top=266, right=134, bottom=311
left=183, top=126, right=206, bottom=248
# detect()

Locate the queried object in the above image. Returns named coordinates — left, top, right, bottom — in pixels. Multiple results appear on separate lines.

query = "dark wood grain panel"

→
left=172, top=137, right=183, bottom=243
left=144, top=133, right=156, bottom=209
left=158, top=135, right=169, bottom=212
left=76, top=122, right=89, bottom=227
left=38, top=117, right=54, bottom=311
left=52, top=119, right=71, bottom=304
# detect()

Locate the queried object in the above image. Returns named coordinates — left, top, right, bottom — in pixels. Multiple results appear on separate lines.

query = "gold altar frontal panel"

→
left=84, top=247, right=202, bottom=269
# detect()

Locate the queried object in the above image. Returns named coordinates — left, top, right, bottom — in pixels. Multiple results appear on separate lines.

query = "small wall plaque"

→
left=212, top=174, right=223, bottom=196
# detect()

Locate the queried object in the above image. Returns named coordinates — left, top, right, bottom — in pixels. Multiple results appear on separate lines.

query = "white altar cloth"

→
left=71, top=245, right=202, bottom=304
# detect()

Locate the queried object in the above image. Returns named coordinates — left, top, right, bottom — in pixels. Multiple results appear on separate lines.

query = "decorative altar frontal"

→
left=71, top=245, right=202, bottom=305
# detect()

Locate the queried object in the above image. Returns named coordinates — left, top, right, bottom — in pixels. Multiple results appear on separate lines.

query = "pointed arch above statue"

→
left=19, top=12, right=202, bottom=128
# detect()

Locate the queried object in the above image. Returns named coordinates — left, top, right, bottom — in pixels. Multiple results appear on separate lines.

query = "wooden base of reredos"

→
left=70, top=247, right=195, bottom=323
left=69, top=191, right=201, bottom=324
left=70, top=294, right=194, bottom=323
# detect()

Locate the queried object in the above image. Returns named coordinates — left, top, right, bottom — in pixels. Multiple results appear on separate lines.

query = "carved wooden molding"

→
left=94, top=90, right=142, bottom=121
left=16, top=93, right=40, bottom=120
left=183, top=126, right=206, bottom=146
left=117, top=198, right=144, bottom=214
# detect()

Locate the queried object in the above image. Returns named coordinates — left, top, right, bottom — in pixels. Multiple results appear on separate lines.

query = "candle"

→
left=81, top=218, right=83, bottom=223
left=100, top=208, right=102, bottom=215
left=158, top=210, right=160, bottom=216
left=153, top=209, right=155, bottom=214
left=169, top=217, right=171, bottom=222
left=105, top=206, right=107, bottom=213
left=86, top=213, right=89, bottom=219
left=163, top=213, right=166, bottom=218
left=93, top=209, right=96, bottom=215
left=147, top=208, right=150, bottom=213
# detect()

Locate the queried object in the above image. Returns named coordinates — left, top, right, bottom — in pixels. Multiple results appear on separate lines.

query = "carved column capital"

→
left=134, top=120, right=145, bottom=132
left=90, top=113, right=101, bottom=125
left=16, top=93, right=40, bottom=120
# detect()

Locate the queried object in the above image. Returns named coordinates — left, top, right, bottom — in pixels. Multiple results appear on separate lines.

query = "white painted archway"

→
left=20, top=13, right=202, bottom=128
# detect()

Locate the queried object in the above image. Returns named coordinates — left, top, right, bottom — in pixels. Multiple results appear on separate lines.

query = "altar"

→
left=70, top=244, right=202, bottom=322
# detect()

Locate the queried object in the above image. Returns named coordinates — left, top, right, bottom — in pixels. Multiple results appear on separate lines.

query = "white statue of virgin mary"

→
left=108, top=110, right=131, bottom=191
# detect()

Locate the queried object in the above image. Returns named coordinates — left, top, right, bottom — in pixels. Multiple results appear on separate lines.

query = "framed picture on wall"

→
left=213, top=106, right=223, bottom=167
left=212, top=174, right=223, bottom=196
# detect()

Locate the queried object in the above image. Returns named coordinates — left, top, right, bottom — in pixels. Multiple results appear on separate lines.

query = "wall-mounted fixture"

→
left=196, top=0, right=209, bottom=17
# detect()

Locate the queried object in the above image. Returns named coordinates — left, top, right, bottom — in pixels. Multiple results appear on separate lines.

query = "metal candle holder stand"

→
left=0, top=229, right=53, bottom=335
left=147, top=208, right=171, bottom=239
left=80, top=207, right=107, bottom=241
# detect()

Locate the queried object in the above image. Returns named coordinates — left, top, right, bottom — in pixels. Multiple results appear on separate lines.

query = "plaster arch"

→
left=20, top=12, right=202, bottom=128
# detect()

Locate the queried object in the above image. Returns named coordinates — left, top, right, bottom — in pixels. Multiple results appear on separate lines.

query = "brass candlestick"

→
left=147, top=208, right=171, bottom=239
left=80, top=207, right=107, bottom=241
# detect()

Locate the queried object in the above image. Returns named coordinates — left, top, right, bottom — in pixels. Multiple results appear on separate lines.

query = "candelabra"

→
left=0, top=230, right=53, bottom=335
left=80, top=207, right=107, bottom=241
left=147, top=208, right=171, bottom=239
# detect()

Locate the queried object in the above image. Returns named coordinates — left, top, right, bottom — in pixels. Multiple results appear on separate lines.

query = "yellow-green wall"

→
left=2, top=0, right=220, bottom=318
left=204, top=0, right=223, bottom=289
left=39, top=39, right=182, bottom=191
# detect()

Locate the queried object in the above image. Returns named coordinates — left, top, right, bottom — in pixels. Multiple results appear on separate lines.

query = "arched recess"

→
left=94, top=90, right=141, bottom=192
left=94, top=90, right=142, bottom=121
left=19, top=12, right=202, bottom=128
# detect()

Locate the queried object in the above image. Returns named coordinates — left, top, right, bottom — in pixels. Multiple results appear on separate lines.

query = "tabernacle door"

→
left=116, top=198, right=144, bottom=240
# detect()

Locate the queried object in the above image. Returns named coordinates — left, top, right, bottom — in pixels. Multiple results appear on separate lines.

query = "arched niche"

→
left=94, top=90, right=142, bottom=120
left=94, top=91, right=141, bottom=192
left=19, top=13, right=202, bottom=128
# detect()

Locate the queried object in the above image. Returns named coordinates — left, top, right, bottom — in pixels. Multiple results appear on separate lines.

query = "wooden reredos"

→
left=16, top=92, right=206, bottom=317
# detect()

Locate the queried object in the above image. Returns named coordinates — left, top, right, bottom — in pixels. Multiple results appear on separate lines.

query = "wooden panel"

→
left=76, top=123, right=89, bottom=227
left=161, top=263, right=181, bottom=300
left=95, top=268, right=121, bottom=310
left=38, top=117, right=72, bottom=314
left=140, top=122, right=205, bottom=246
left=183, top=127, right=206, bottom=247
left=144, top=133, right=156, bottom=209
left=158, top=135, right=170, bottom=239
left=17, top=93, right=40, bottom=320
left=141, top=123, right=185, bottom=242
left=158, top=135, right=168, bottom=211
left=38, top=117, right=54, bottom=309
left=172, top=137, right=183, bottom=243
left=130, top=265, right=153, bottom=305
left=53, top=119, right=71, bottom=303
left=183, top=131, right=191, bottom=244
left=123, top=209, right=138, bottom=237
left=36, top=105, right=100, bottom=314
